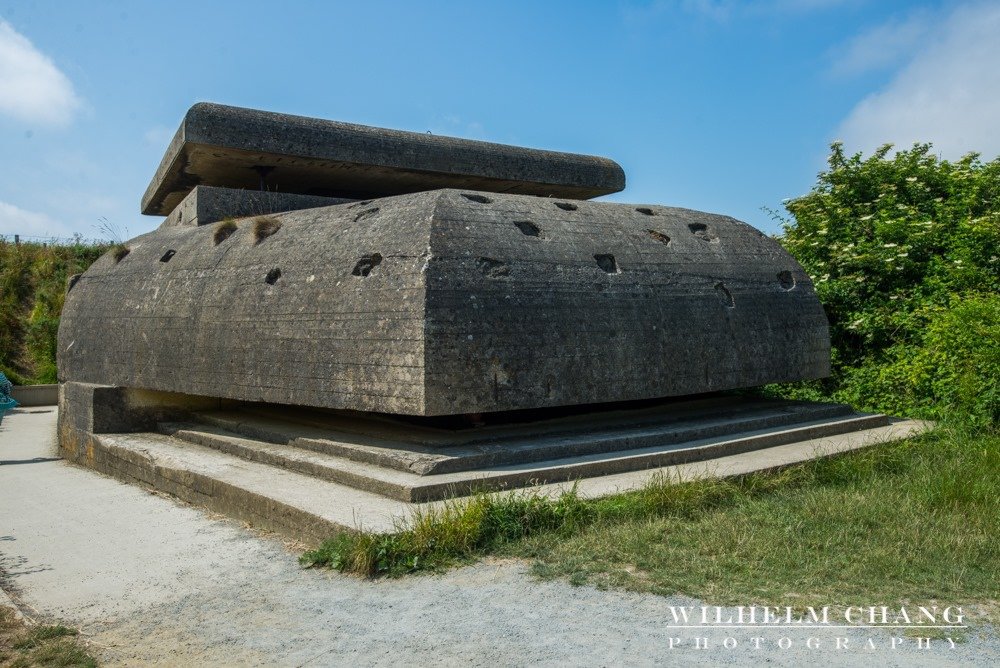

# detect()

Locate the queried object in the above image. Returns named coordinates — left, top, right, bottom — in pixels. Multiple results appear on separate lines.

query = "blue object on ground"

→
left=0, top=372, right=18, bottom=412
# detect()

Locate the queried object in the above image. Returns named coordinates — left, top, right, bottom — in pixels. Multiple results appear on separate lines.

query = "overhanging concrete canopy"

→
left=142, top=103, right=627, bottom=216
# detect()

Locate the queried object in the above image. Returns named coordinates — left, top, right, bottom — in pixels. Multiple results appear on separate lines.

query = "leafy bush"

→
left=842, top=295, right=1000, bottom=427
left=774, top=142, right=1000, bottom=423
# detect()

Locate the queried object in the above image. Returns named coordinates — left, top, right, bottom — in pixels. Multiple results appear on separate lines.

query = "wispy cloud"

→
left=0, top=19, right=81, bottom=125
left=829, top=10, right=931, bottom=77
left=0, top=200, right=74, bottom=239
left=836, top=2, right=1000, bottom=160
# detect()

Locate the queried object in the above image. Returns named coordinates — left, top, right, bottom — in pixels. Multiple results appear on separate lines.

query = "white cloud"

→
left=830, top=10, right=931, bottom=77
left=0, top=19, right=81, bottom=125
left=837, top=2, right=1000, bottom=160
left=0, top=200, right=74, bottom=239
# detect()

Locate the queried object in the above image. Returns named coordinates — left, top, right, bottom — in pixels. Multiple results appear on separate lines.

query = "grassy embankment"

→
left=0, top=240, right=108, bottom=385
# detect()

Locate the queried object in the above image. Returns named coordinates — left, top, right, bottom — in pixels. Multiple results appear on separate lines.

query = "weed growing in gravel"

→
left=0, top=607, right=97, bottom=667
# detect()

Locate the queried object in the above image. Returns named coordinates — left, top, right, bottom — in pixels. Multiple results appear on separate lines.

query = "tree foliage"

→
left=777, top=142, right=1000, bottom=425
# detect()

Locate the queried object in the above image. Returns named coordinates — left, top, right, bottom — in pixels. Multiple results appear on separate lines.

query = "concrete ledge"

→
left=142, top=102, right=626, bottom=215
left=11, top=384, right=58, bottom=406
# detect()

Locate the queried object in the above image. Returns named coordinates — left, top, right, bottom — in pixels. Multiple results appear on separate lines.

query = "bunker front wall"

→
left=57, top=189, right=830, bottom=417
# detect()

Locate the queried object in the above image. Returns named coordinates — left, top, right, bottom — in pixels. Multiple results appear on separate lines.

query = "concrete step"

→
left=159, top=411, right=891, bottom=502
left=189, top=399, right=859, bottom=476
left=85, top=415, right=927, bottom=544
left=82, top=431, right=411, bottom=540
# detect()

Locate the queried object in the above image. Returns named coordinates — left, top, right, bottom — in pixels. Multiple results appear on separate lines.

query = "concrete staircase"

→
left=81, top=397, right=923, bottom=542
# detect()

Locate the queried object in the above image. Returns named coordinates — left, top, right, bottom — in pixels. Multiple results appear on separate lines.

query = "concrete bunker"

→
left=53, top=104, right=854, bottom=534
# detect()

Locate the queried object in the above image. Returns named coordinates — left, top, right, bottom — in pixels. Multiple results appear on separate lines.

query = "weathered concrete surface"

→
left=59, top=190, right=829, bottom=416
left=162, top=185, right=352, bottom=228
left=142, top=102, right=626, bottom=215
left=9, top=384, right=57, bottom=406
left=2, top=410, right=987, bottom=667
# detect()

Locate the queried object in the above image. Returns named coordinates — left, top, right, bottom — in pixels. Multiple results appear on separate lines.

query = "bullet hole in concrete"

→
left=477, top=257, right=510, bottom=278
left=689, top=222, right=719, bottom=243
left=715, top=282, right=735, bottom=308
left=253, top=217, right=282, bottom=244
left=462, top=193, right=493, bottom=204
left=112, top=245, right=130, bottom=263
left=595, top=254, right=619, bottom=274
left=647, top=229, right=671, bottom=246
left=636, top=207, right=655, bottom=216
left=354, top=207, right=380, bottom=222
left=265, top=268, right=282, bottom=285
left=352, top=253, right=383, bottom=277
left=160, top=249, right=176, bottom=263
left=778, top=270, right=796, bottom=291
left=555, top=202, right=578, bottom=211
left=514, top=221, right=541, bottom=237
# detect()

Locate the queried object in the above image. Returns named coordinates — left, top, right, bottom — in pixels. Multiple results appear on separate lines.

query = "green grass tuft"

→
left=1, top=608, right=96, bottom=667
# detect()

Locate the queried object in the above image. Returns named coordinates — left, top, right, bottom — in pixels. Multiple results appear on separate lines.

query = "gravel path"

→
left=1, top=408, right=995, bottom=666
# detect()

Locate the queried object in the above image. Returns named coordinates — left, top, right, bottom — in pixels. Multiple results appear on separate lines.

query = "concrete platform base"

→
left=56, top=394, right=928, bottom=544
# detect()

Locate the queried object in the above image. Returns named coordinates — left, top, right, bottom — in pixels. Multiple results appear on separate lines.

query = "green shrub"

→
left=773, top=142, right=1000, bottom=424
left=843, top=294, right=1000, bottom=426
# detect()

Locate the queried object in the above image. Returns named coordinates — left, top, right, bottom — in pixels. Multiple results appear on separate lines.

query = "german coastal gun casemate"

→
left=60, top=102, right=829, bottom=416
left=56, top=104, right=868, bottom=539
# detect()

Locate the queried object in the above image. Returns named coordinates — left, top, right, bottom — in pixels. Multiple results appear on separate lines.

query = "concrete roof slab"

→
left=141, top=103, right=626, bottom=215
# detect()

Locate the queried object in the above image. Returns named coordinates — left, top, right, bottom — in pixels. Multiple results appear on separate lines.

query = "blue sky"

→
left=1, top=0, right=998, bottom=241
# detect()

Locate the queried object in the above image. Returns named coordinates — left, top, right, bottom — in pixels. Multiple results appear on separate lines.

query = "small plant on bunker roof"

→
left=95, top=216, right=129, bottom=245
left=253, top=216, right=282, bottom=244
left=111, top=244, right=130, bottom=263
left=214, top=219, right=238, bottom=245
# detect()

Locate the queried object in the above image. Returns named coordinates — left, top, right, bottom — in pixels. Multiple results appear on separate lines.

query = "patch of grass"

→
left=0, top=606, right=97, bottom=667
left=252, top=216, right=282, bottom=244
left=213, top=219, right=238, bottom=245
left=109, top=245, right=129, bottom=263
left=305, top=425, right=999, bottom=620
left=302, top=489, right=591, bottom=576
